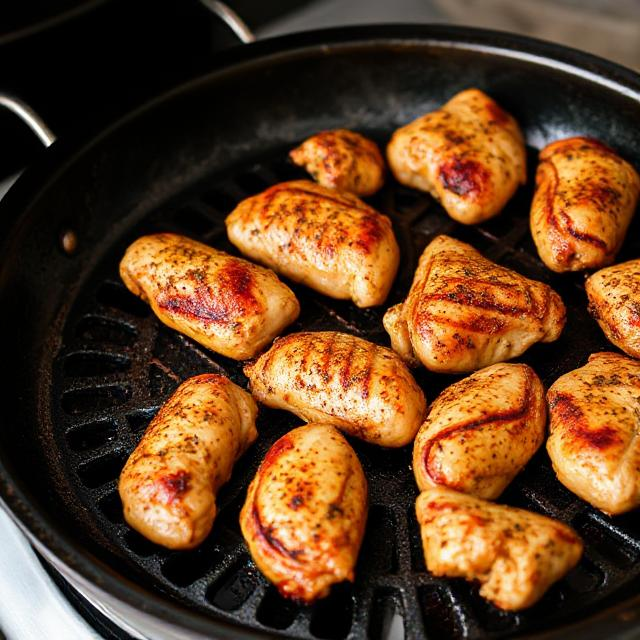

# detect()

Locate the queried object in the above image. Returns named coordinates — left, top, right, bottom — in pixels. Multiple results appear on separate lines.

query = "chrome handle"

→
left=197, top=0, right=256, bottom=44
left=0, top=2, right=253, bottom=152
left=0, top=2, right=254, bottom=153
left=0, top=94, right=56, bottom=147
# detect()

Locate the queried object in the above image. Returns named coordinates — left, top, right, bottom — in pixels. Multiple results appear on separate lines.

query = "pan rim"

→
left=1, top=23, right=639, bottom=639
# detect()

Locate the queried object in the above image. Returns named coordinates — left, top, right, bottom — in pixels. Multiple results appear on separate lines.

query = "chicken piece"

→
left=530, top=137, right=640, bottom=272
left=119, top=374, right=258, bottom=550
left=225, top=180, right=399, bottom=308
left=387, top=88, right=526, bottom=224
left=546, top=352, right=640, bottom=515
left=413, top=363, right=545, bottom=499
left=586, top=258, right=640, bottom=359
left=383, top=235, right=566, bottom=373
left=119, top=233, right=299, bottom=360
left=289, top=129, right=385, bottom=196
left=244, top=331, right=427, bottom=447
left=415, top=488, right=583, bottom=610
left=240, top=423, right=367, bottom=602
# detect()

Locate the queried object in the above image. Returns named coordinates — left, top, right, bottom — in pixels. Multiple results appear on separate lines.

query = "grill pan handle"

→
left=0, top=2, right=253, bottom=152
left=197, top=0, right=256, bottom=43
left=0, top=94, right=55, bottom=147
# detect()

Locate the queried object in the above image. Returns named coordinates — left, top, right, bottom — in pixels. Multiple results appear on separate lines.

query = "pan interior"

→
left=2, top=31, right=640, bottom=639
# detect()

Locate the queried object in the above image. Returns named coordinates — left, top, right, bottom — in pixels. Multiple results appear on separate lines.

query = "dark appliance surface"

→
left=0, top=25, right=639, bottom=640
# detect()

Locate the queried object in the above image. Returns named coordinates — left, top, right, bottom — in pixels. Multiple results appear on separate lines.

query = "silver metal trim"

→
left=0, top=508, right=101, bottom=640
left=0, top=93, right=56, bottom=147
left=197, top=0, right=256, bottom=43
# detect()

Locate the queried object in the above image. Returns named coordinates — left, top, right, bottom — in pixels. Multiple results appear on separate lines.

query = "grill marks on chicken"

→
left=383, top=235, right=566, bottom=373
left=413, top=363, right=546, bottom=499
left=119, top=233, right=299, bottom=360
left=387, top=88, right=526, bottom=224
left=290, top=129, right=385, bottom=196
left=116, top=120, right=631, bottom=613
left=546, top=352, right=640, bottom=515
left=530, top=137, right=640, bottom=272
left=586, top=259, right=640, bottom=359
left=244, top=331, right=427, bottom=447
left=240, top=424, right=367, bottom=602
left=415, top=488, right=582, bottom=610
left=119, top=374, right=258, bottom=550
left=225, top=180, right=399, bottom=307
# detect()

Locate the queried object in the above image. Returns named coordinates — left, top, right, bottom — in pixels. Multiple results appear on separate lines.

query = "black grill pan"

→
left=0, top=25, right=639, bottom=640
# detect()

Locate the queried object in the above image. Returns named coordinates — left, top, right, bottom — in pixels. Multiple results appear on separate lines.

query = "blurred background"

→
left=1, top=0, right=639, bottom=182
left=260, top=0, right=640, bottom=68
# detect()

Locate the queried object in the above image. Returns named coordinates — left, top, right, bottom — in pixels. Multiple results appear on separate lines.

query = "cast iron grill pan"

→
left=1, top=28, right=640, bottom=640
left=50, top=143, right=640, bottom=639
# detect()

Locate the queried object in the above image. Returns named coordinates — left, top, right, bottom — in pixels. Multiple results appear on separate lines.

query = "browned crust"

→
left=156, top=260, right=262, bottom=324
left=541, top=158, right=608, bottom=251
left=548, top=391, right=624, bottom=450
left=240, top=429, right=361, bottom=602
left=253, top=184, right=386, bottom=255
left=420, top=368, right=535, bottom=485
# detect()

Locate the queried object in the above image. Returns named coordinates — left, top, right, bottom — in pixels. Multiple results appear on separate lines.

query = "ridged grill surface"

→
left=50, top=141, right=640, bottom=639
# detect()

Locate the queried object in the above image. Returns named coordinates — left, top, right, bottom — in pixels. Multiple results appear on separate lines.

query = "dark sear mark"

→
left=421, top=371, right=533, bottom=485
left=158, top=470, right=191, bottom=505
left=251, top=505, right=304, bottom=562
left=550, top=392, right=623, bottom=450
left=158, top=261, right=261, bottom=325
left=439, top=157, right=490, bottom=197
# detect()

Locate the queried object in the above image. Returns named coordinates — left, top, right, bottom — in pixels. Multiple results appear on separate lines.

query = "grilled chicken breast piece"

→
left=547, top=352, right=640, bottom=515
left=119, top=374, right=258, bottom=550
left=530, top=137, right=640, bottom=272
left=586, top=259, right=640, bottom=359
left=387, top=88, right=526, bottom=224
left=244, top=331, right=426, bottom=447
left=225, top=180, right=400, bottom=308
left=290, top=129, right=385, bottom=196
left=240, top=423, right=368, bottom=602
left=416, top=488, right=583, bottom=610
left=119, top=233, right=299, bottom=360
left=413, top=363, right=545, bottom=499
left=383, top=235, right=566, bottom=373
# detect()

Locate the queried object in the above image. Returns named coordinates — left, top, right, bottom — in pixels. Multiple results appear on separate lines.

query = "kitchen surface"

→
left=1, top=1, right=639, bottom=639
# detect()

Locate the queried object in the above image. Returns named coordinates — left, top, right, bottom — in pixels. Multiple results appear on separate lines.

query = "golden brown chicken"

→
left=530, top=136, right=640, bottom=272
left=413, top=363, right=545, bottom=499
left=119, top=233, right=299, bottom=360
left=546, top=352, right=640, bottom=515
left=244, top=331, right=426, bottom=447
left=383, top=235, right=566, bottom=373
left=240, top=423, right=367, bottom=602
left=415, top=488, right=583, bottom=610
left=290, top=129, right=385, bottom=196
left=586, top=259, right=640, bottom=359
left=119, top=374, right=258, bottom=550
left=225, top=180, right=399, bottom=308
left=387, top=88, right=526, bottom=224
